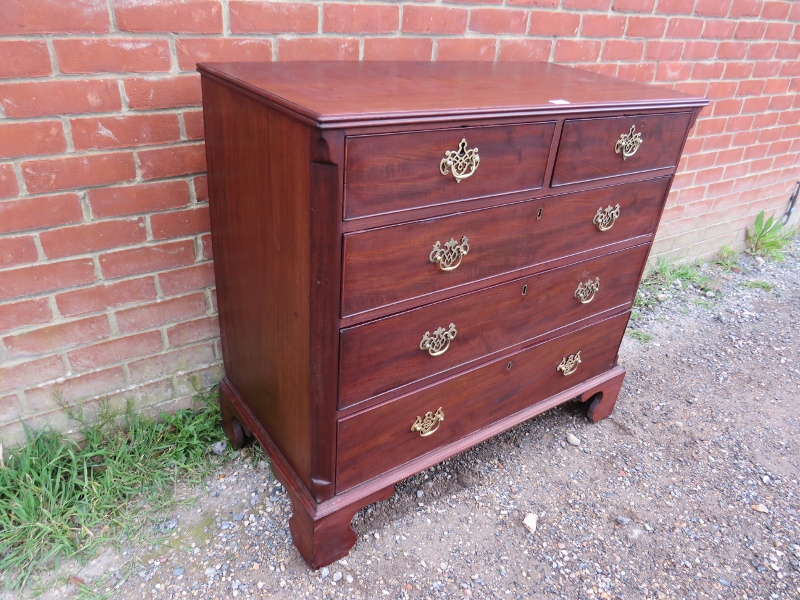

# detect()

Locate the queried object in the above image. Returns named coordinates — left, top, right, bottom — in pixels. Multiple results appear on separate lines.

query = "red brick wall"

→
left=1, top=0, right=799, bottom=444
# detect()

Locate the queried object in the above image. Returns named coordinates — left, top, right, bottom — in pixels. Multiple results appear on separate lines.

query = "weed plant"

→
left=0, top=390, right=225, bottom=592
left=746, top=210, right=794, bottom=260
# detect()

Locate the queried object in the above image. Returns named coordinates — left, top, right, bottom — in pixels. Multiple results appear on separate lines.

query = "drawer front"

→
left=339, top=243, right=648, bottom=409
left=551, top=112, right=692, bottom=186
left=344, top=122, right=555, bottom=220
left=341, top=176, right=669, bottom=317
left=336, top=312, right=629, bottom=492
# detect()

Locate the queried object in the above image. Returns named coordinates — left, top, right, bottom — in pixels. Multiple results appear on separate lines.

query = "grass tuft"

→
left=742, top=280, right=774, bottom=291
left=746, top=211, right=794, bottom=260
left=0, top=388, right=226, bottom=592
left=627, top=330, right=654, bottom=343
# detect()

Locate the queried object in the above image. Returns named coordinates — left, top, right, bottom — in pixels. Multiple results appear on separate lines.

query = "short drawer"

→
left=551, top=112, right=693, bottom=186
left=344, top=122, right=555, bottom=220
left=336, top=311, right=629, bottom=492
left=339, top=243, right=648, bottom=409
left=341, top=176, right=669, bottom=317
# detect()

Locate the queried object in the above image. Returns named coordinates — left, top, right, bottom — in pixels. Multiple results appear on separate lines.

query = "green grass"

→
left=746, top=210, right=794, bottom=260
left=742, top=280, right=774, bottom=291
left=634, top=256, right=710, bottom=313
left=0, top=388, right=226, bottom=592
left=627, top=330, right=654, bottom=343
left=713, top=246, right=741, bottom=271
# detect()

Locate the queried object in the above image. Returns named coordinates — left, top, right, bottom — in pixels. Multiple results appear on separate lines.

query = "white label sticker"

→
left=548, top=99, right=571, bottom=105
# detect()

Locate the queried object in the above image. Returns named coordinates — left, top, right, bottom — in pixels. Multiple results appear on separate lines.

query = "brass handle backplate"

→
left=420, top=323, right=457, bottom=357
left=615, top=125, right=643, bottom=160
left=593, top=204, right=620, bottom=232
left=430, top=236, right=469, bottom=271
left=440, top=138, right=480, bottom=183
left=557, top=351, right=581, bottom=376
left=411, top=407, right=445, bottom=437
left=574, top=277, right=600, bottom=304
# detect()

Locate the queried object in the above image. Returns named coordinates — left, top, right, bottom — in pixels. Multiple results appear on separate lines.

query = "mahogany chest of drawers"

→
left=198, top=61, right=707, bottom=568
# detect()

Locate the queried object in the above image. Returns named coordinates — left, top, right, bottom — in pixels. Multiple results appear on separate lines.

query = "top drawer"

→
left=344, top=122, right=555, bottom=220
left=551, top=112, right=693, bottom=186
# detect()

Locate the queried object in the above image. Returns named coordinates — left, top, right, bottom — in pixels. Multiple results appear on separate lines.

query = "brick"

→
left=115, top=0, right=222, bottom=33
left=323, top=4, right=398, bottom=33
left=616, top=62, right=656, bottom=83
left=712, top=98, right=744, bottom=116
left=88, top=181, right=190, bottom=218
left=0, top=393, right=21, bottom=423
left=602, top=40, right=644, bottom=61
left=99, top=240, right=196, bottom=278
left=402, top=6, right=468, bottom=34
left=150, top=206, right=210, bottom=240
left=0, top=121, right=66, bottom=160
left=563, top=0, right=611, bottom=8
left=790, top=1, right=800, bottom=20
left=4, top=315, right=110, bottom=357
left=0, top=356, right=65, bottom=393
left=166, top=316, right=219, bottom=347
left=730, top=0, right=762, bottom=17
left=0, top=259, right=95, bottom=302
left=735, top=21, right=767, bottom=39
left=723, top=61, right=754, bottom=78
left=695, top=0, right=732, bottom=16
left=674, top=81, right=708, bottom=96
left=528, top=11, right=580, bottom=36
left=183, top=110, right=205, bottom=140
left=0, top=236, right=38, bottom=267
left=175, top=38, right=273, bottom=71
left=656, top=0, right=695, bottom=13
left=726, top=115, right=755, bottom=131
left=193, top=176, right=208, bottom=202
left=683, top=41, right=718, bottom=59
left=469, top=9, right=527, bottom=34
left=158, top=262, right=215, bottom=295
left=508, top=0, right=557, bottom=5
left=25, top=367, right=125, bottom=412
left=70, top=114, right=180, bottom=152
left=716, top=147, right=745, bottom=164
left=0, top=298, right=51, bottom=332
left=53, top=39, right=170, bottom=74
left=626, top=16, right=668, bottom=38
left=56, top=277, right=156, bottom=317
left=746, top=42, right=778, bottom=59
left=277, top=38, right=360, bottom=61
left=125, top=76, right=201, bottom=110
left=702, top=19, right=737, bottom=38
left=0, top=165, right=17, bottom=199
left=645, top=40, right=683, bottom=60
left=116, top=292, right=207, bottom=333
left=22, top=152, right=136, bottom=194
left=761, top=1, right=791, bottom=19
left=655, top=61, right=692, bottom=81
left=613, top=0, right=656, bottom=12
left=582, top=14, right=627, bottom=37
left=0, top=79, right=120, bottom=119
left=554, top=40, right=602, bottom=62
left=128, top=343, right=215, bottom=383
left=39, top=218, right=146, bottom=260
left=68, top=331, right=163, bottom=371
left=498, top=39, right=552, bottom=61
left=200, top=233, right=212, bottom=259
left=362, top=38, right=433, bottom=61
left=764, top=22, right=793, bottom=40
left=666, top=18, right=704, bottom=38
left=0, top=40, right=51, bottom=79
left=437, top=39, right=497, bottom=61
left=229, top=1, right=317, bottom=33
left=776, top=43, right=800, bottom=59
left=0, top=0, right=108, bottom=34
left=138, top=144, right=206, bottom=180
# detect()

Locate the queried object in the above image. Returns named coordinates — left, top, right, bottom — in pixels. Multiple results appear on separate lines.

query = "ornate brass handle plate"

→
left=614, top=125, right=643, bottom=160
left=420, top=323, right=457, bottom=357
left=430, top=236, right=469, bottom=271
left=574, top=277, right=600, bottom=304
left=440, top=138, right=480, bottom=183
left=593, top=204, right=620, bottom=232
left=557, top=351, right=581, bottom=376
left=411, top=407, right=445, bottom=437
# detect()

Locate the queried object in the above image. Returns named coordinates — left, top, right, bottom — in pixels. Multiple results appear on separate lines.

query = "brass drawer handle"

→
left=440, top=138, right=480, bottom=183
left=615, top=125, right=642, bottom=160
left=574, top=277, right=600, bottom=304
left=593, top=204, right=620, bottom=232
left=430, top=236, right=469, bottom=271
left=411, top=407, right=445, bottom=437
left=420, top=323, right=457, bottom=357
left=557, top=351, right=581, bottom=376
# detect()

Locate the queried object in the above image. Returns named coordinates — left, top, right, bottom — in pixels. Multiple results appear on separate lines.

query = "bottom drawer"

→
left=336, top=311, right=629, bottom=492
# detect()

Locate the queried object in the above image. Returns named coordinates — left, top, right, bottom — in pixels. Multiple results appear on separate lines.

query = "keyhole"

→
left=522, top=284, right=528, bottom=296
left=507, top=362, right=513, bottom=370
left=537, top=207, right=543, bottom=220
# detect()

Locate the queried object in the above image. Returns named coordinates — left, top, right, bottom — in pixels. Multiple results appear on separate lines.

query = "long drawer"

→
left=552, top=112, right=692, bottom=186
left=336, top=311, right=629, bottom=492
left=341, top=176, right=669, bottom=318
left=344, top=122, right=555, bottom=220
left=339, top=243, right=648, bottom=409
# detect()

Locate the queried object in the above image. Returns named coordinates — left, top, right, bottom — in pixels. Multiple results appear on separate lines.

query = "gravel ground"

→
left=33, top=241, right=800, bottom=599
